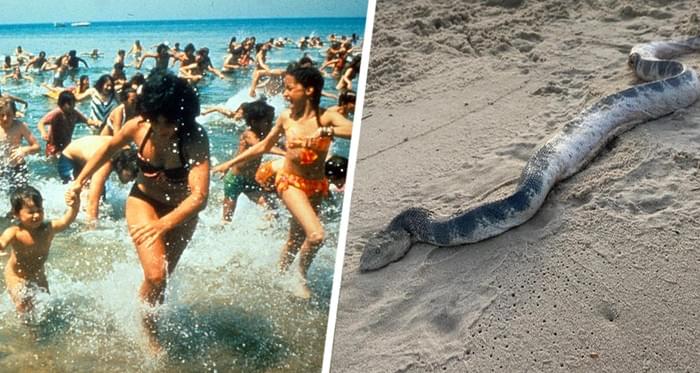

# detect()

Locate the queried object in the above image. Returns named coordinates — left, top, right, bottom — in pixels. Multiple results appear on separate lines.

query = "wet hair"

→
left=138, top=70, right=200, bottom=134
left=255, top=43, right=265, bottom=53
left=297, top=56, right=315, bottom=68
left=10, top=185, right=43, bottom=214
left=285, top=63, right=324, bottom=110
left=0, top=97, right=16, bottom=114
left=156, top=43, right=169, bottom=56
left=241, top=99, right=275, bottom=138
left=349, top=55, right=361, bottom=67
left=68, top=50, right=77, bottom=57
left=325, top=155, right=348, bottom=181
left=184, top=43, right=195, bottom=54
left=4, top=56, right=10, bottom=65
left=118, top=87, right=137, bottom=103
left=128, top=72, right=145, bottom=88
left=118, top=49, right=125, bottom=55
left=338, top=90, right=357, bottom=106
left=58, top=91, right=76, bottom=107
left=113, top=62, right=125, bottom=70
left=111, top=148, right=139, bottom=180
left=39, top=51, right=46, bottom=58
left=95, top=74, right=114, bottom=93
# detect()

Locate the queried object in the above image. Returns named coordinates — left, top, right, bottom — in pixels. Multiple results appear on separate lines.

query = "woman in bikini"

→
left=126, top=40, right=143, bottom=64
left=68, top=71, right=209, bottom=348
left=213, top=63, right=352, bottom=298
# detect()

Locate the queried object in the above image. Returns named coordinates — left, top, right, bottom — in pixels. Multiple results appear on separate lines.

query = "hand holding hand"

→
left=64, top=189, right=79, bottom=207
left=67, top=181, right=83, bottom=198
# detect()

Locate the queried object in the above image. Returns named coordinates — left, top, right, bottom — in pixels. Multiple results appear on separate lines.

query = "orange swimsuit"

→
left=267, top=132, right=332, bottom=197
left=287, top=136, right=331, bottom=165
left=275, top=172, right=329, bottom=197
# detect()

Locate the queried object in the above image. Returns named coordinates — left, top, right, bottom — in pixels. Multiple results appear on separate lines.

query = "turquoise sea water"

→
left=0, top=17, right=364, bottom=372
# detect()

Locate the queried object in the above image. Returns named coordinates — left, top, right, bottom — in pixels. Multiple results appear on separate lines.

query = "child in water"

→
left=0, top=186, right=79, bottom=313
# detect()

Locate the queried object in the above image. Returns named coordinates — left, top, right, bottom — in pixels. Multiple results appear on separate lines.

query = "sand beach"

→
left=332, top=0, right=700, bottom=371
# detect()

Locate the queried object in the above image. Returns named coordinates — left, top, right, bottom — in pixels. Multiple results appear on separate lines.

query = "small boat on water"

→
left=54, top=22, right=66, bottom=27
left=71, top=22, right=91, bottom=27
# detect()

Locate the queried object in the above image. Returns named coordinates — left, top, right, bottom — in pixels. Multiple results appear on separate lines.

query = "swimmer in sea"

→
left=42, top=74, right=92, bottom=101
left=0, top=66, right=34, bottom=84
left=336, top=55, right=361, bottom=92
left=126, top=40, right=143, bottom=64
left=327, top=90, right=356, bottom=118
left=211, top=99, right=285, bottom=222
left=111, top=62, right=128, bottom=89
left=135, top=43, right=174, bottom=71
left=37, top=91, right=101, bottom=158
left=100, top=87, right=139, bottom=136
left=1, top=56, right=16, bottom=72
left=171, top=43, right=196, bottom=69
left=82, top=49, right=103, bottom=59
left=248, top=56, right=315, bottom=98
left=83, top=75, right=119, bottom=131
left=212, top=63, right=352, bottom=299
left=44, top=55, right=71, bottom=88
left=0, top=185, right=79, bottom=314
left=25, top=51, right=51, bottom=72
left=179, top=47, right=226, bottom=84
left=0, top=97, right=40, bottom=193
left=58, top=135, right=138, bottom=223
left=14, top=46, right=32, bottom=66
left=114, top=49, right=126, bottom=65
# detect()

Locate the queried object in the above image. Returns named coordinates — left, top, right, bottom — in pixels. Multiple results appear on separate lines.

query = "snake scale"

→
left=360, top=37, right=700, bottom=271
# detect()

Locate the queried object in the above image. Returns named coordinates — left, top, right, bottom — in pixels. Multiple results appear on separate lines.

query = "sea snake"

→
left=359, top=37, right=700, bottom=271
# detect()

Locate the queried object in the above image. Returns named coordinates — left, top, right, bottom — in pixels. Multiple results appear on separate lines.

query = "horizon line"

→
left=0, top=16, right=366, bottom=27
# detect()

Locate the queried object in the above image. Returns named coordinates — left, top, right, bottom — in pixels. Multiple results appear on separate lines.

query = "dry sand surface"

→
left=332, top=0, right=700, bottom=371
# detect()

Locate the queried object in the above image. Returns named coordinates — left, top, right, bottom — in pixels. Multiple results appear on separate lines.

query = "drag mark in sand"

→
left=360, top=36, right=700, bottom=271
left=357, top=83, right=528, bottom=162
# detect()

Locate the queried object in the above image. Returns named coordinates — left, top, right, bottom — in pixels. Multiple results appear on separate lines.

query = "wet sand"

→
left=333, top=0, right=700, bottom=371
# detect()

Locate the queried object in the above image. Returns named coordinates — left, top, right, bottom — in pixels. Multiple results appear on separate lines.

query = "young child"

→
left=212, top=99, right=283, bottom=222
left=0, top=97, right=40, bottom=192
left=0, top=186, right=79, bottom=313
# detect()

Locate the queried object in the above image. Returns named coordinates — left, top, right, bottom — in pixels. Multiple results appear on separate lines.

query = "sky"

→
left=0, top=0, right=370, bottom=24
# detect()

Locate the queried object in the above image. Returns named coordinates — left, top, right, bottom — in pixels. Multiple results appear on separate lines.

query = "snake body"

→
left=360, top=37, right=700, bottom=271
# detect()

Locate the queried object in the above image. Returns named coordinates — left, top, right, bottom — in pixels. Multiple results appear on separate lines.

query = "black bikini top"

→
left=137, top=127, right=189, bottom=182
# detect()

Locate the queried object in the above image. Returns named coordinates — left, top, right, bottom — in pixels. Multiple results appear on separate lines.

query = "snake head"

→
left=627, top=52, right=640, bottom=68
left=359, top=228, right=413, bottom=272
